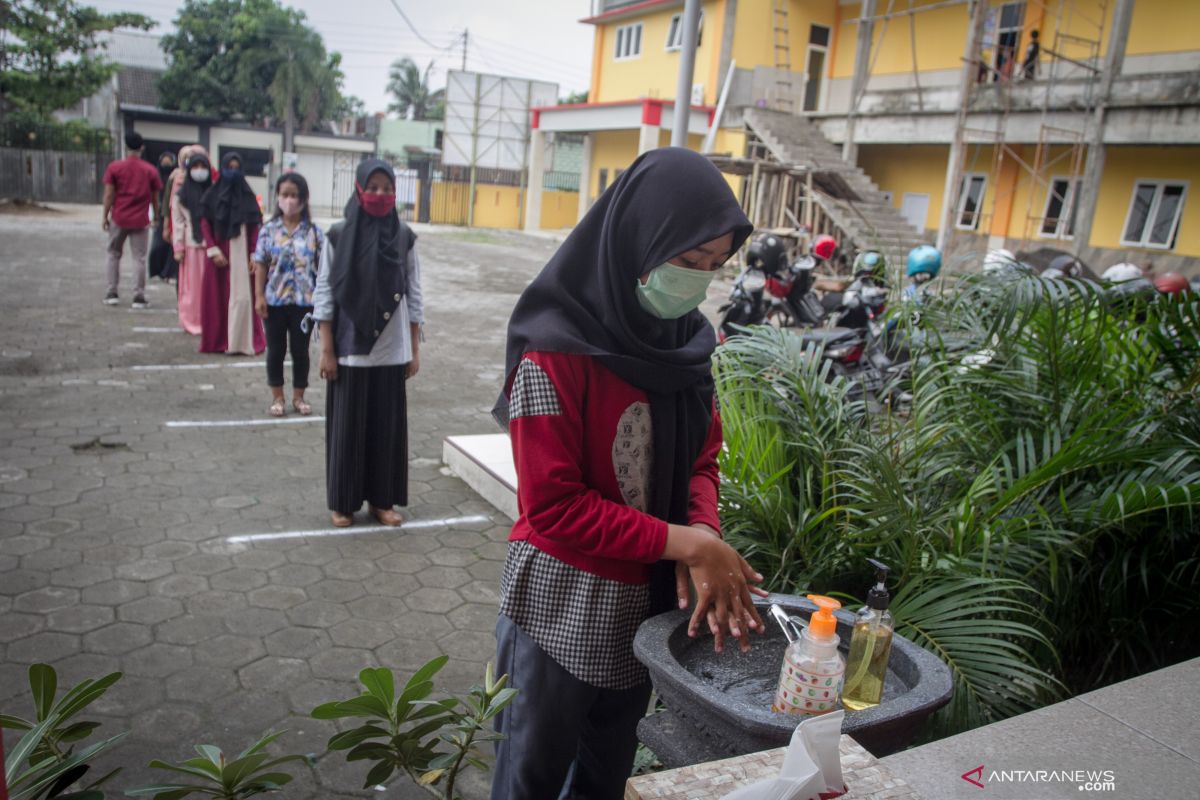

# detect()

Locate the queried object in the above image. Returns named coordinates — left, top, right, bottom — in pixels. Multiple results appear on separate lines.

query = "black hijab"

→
left=201, top=152, right=263, bottom=241
left=330, top=159, right=409, bottom=340
left=177, top=154, right=212, bottom=246
left=497, top=147, right=751, bottom=592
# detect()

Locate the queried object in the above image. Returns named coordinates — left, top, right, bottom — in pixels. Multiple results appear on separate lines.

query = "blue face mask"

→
left=221, top=168, right=243, bottom=182
left=635, top=262, right=717, bottom=319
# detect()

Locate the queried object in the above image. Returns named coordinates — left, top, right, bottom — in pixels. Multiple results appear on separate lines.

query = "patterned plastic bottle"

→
left=772, top=595, right=845, bottom=716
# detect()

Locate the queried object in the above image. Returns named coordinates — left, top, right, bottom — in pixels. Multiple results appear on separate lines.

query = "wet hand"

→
left=681, top=531, right=766, bottom=654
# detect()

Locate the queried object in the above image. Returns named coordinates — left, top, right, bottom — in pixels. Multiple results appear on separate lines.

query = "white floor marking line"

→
left=132, top=326, right=183, bottom=333
left=226, top=515, right=492, bottom=543
left=132, top=361, right=274, bottom=371
left=165, top=416, right=325, bottom=428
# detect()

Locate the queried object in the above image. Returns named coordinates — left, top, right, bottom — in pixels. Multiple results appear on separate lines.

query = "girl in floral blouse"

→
left=252, top=172, right=324, bottom=416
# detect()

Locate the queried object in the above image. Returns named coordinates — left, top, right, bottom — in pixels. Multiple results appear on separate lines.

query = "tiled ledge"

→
left=879, top=656, right=1200, bottom=799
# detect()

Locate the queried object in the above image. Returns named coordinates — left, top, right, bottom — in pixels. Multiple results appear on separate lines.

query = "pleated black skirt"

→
left=325, top=364, right=409, bottom=514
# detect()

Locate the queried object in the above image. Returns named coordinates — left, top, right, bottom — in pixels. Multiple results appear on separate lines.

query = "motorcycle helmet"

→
left=1047, top=253, right=1084, bottom=278
left=983, top=248, right=1018, bottom=274
left=1102, top=262, right=1143, bottom=283
left=746, top=234, right=788, bottom=276
left=813, top=234, right=837, bottom=261
left=1153, top=271, right=1190, bottom=295
left=853, top=250, right=887, bottom=280
left=906, top=245, right=942, bottom=281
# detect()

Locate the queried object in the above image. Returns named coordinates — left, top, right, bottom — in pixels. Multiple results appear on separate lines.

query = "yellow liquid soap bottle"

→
left=843, top=558, right=894, bottom=711
left=772, top=595, right=845, bottom=716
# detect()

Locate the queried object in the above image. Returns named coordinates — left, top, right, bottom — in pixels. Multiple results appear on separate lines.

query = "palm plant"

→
left=387, top=58, right=445, bottom=121
left=714, top=273, right=1200, bottom=736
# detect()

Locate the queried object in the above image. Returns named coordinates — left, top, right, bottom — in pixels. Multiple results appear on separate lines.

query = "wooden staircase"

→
left=743, top=108, right=928, bottom=263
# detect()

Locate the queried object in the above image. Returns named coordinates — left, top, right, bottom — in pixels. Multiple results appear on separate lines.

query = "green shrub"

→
left=715, top=275, right=1200, bottom=735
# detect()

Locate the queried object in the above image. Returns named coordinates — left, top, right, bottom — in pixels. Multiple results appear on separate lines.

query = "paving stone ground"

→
left=0, top=206, right=566, bottom=798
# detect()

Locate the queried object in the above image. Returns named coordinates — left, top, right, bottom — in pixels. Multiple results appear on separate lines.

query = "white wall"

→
left=296, top=148, right=336, bottom=216
left=133, top=121, right=201, bottom=142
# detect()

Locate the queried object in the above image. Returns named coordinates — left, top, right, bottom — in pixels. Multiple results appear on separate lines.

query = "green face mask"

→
left=635, top=262, right=716, bottom=319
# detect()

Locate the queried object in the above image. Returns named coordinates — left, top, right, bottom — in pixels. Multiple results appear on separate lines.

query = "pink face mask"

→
left=277, top=196, right=301, bottom=217
left=356, top=184, right=396, bottom=218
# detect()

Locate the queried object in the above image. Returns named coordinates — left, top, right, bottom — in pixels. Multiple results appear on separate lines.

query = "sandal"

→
left=370, top=506, right=404, bottom=527
left=293, top=398, right=312, bottom=416
left=331, top=511, right=353, bottom=528
left=268, top=398, right=286, bottom=417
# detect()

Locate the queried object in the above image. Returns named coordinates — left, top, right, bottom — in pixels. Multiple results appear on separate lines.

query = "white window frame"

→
left=1120, top=179, right=1188, bottom=250
left=1039, top=176, right=1081, bottom=240
left=955, top=173, right=988, bottom=231
left=614, top=22, right=643, bottom=61
left=665, top=12, right=703, bottom=51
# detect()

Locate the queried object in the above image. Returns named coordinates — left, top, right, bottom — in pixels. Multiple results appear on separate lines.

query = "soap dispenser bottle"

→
left=772, top=594, right=845, bottom=716
left=843, top=558, right=895, bottom=711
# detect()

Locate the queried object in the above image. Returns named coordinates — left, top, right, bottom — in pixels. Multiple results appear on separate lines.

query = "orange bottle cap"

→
left=806, top=594, right=841, bottom=638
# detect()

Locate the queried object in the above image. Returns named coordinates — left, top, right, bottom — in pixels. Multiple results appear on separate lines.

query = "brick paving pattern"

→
left=0, top=210, right=563, bottom=798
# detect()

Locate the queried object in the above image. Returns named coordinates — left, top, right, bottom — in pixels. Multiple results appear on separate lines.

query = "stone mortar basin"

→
left=633, top=593, right=953, bottom=767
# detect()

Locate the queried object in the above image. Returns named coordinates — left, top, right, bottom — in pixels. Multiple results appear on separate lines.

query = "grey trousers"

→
left=490, top=614, right=652, bottom=800
left=106, top=226, right=148, bottom=294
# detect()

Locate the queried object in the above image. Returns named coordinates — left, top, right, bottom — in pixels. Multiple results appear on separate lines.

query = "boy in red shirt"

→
left=102, top=132, right=162, bottom=307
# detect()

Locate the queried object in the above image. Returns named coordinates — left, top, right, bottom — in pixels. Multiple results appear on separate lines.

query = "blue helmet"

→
left=906, top=245, right=942, bottom=279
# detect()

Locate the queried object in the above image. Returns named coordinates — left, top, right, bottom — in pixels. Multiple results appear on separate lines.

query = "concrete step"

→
left=443, top=434, right=517, bottom=521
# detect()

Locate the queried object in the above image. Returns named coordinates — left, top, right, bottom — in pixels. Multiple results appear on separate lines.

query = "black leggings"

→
left=264, top=305, right=312, bottom=388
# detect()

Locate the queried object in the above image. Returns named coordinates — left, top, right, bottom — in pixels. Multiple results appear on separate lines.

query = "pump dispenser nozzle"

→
left=866, top=558, right=891, bottom=610
left=806, top=594, right=841, bottom=638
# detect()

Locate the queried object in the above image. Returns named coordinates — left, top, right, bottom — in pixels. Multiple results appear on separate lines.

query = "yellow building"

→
left=526, top=0, right=1200, bottom=273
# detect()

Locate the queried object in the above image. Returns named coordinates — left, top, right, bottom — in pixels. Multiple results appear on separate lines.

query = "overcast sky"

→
left=91, top=0, right=595, bottom=113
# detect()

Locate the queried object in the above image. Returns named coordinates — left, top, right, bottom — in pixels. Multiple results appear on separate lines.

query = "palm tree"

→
left=387, top=57, right=444, bottom=121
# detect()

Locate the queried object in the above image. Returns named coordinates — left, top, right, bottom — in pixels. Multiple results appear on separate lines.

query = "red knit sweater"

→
left=507, top=350, right=722, bottom=584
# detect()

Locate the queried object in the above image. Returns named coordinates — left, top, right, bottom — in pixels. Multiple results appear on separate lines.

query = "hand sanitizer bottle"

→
left=772, top=595, right=845, bottom=716
left=843, top=558, right=894, bottom=711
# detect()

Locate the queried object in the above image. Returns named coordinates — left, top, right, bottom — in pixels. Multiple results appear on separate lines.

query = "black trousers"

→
left=490, top=614, right=652, bottom=800
left=325, top=363, right=408, bottom=514
left=264, top=305, right=312, bottom=388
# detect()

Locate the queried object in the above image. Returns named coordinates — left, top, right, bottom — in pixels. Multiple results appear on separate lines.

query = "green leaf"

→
left=217, top=752, right=268, bottom=791
left=193, top=745, right=223, bottom=768
left=57, top=721, right=103, bottom=744
left=29, top=664, right=57, bottom=722
left=54, top=673, right=122, bottom=725
left=145, top=760, right=221, bottom=783
left=236, top=729, right=288, bottom=760
left=405, top=655, right=449, bottom=692
left=310, top=701, right=352, bottom=720
left=327, top=725, right=389, bottom=751
left=358, top=668, right=395, bottom=707
left=6, top=713, right=60, bottom=789
left=0, top=714, right=34, bottom=731
left=362, top=760, right=394, bottom=789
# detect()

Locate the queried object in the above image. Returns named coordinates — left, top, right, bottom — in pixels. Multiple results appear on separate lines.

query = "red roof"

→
left=580, top=0, right=682, bottom=26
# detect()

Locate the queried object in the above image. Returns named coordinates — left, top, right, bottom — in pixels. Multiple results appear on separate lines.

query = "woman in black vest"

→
left=312, top=159, right=423, bottom=528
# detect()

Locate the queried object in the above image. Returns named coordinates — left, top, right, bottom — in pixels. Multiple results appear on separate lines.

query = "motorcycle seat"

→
left=798, top=327, right=860, bottom=346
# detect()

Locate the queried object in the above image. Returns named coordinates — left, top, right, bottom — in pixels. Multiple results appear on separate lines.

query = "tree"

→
left=0, top=0, right=154, bottom=118
left=387, top=58, right=444, bottom=121
left=160, top=0, right=347, bottom=132
left=559, top=90, right=588, bottom=105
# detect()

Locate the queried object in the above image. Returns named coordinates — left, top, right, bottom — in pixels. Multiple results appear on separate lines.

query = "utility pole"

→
left=1070, top=0, right=1134, bottom=258
left=842, top=0, right=877, bottom=163
left=461, top=29, right=468, bottom=72
left=670, top=0, right=702, bottom=148
left=936, top=0, right=987, bottom=254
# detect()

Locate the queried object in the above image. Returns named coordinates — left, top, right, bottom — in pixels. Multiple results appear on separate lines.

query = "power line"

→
left=383, top=0, right=455, bottom=53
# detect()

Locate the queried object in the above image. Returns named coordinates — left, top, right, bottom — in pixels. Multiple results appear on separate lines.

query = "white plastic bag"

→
left=722, top=711, right=845, bottom=800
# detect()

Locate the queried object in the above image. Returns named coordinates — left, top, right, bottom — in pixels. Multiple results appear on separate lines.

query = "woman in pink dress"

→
left=198, top=152, right=265, bottom=355
left=170, top=145, right=208, bottom=336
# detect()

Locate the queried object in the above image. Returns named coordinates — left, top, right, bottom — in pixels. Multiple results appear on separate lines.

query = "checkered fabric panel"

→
left=499, top=541, right=651, bottom=690
left=508, top=358, right=562, bottom=419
